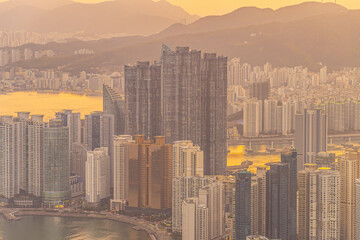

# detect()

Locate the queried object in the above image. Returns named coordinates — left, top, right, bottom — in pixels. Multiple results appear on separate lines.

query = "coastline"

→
left=1, top=208, right=169, bottom=240
left=2, top=90, right=103, bottom=97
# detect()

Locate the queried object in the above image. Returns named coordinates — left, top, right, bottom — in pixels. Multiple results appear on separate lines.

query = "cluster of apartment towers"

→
left=2, top=45, right=360, bottom=240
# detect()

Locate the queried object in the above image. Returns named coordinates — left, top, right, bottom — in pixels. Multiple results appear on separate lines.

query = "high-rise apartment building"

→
left=84, top=111, right=114, bottom=186
left=0, top=113, right=44, bottom=198
left=251, top=176, right=259, bottom=236
left=182, top=198, right=200, bottom=240
left=111, top=135, right=172, bottom=210
left=172, top=176, right=215, bottom=233
left=234, top=171, right=252, bottom=240
left=182, top=181, right=225, bottom=240
left=103, top=84, right=125, bottom=135
left=201, top=53, right=228, bottom=175
left=281, top=149, right=297, bottom=240
left=355, top=179, right=360, bottom=240
left=56, top=110, right=81, bottom=176
left=172, top=141, right=205, bottom=232
left=339, top=151, right=360, bottom=240
left=71, top=143, right=88, bottom=188
left=124, top=62, right=161, bottom=139
left=0, top=116, right=25, bottom=198
left=295, top=109, right=327, bottom=171
left=298, top=165, right=340, bottom=240
left=243, top=99, right=262, bottom=137
left=85, top=147, right=110, bottom=203
left=255, top=166, right=267, bottom=237
left=42, top=119, right=70, bottom=206
left=56, top=110, right=81, bottom=145
left=266, top=162, right=289, bottom=240
left=172, top=140, right=204, bottom=178
left=126, top=46, right=227, bottom=175
left=161, top=46, right=202, bottom=146
left=111, top=135, right=133, bottom=211
left=249, top=80, right=270, bottom=101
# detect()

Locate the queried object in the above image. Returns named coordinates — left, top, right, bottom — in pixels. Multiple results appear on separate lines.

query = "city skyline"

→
left=2, top=0, right=360, bottom=239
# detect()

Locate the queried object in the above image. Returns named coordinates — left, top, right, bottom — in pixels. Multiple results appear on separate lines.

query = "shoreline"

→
left=2, top=90, right=103, bottom=97
left=1, top=208, right=168, bottom=240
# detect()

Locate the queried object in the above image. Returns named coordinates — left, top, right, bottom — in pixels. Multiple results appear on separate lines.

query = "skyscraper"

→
left=234, top=171, right=252, bottom=240
left=0, top=113, right=44, bottom=198
left=295, top=109, right=327, bottom=171
left=172, top=140, right=204, bottom=179
left=111, top=135, right=133, bottom=211
left=103, top=84, right=125, bottom=135
left=281, top=149, right=297, bottom=240
left=125, top=46, right=227, bottom=175
left=355, top=179, right=360, bottom=240
left=0, top=116, right=25, bottom=198
left=201, top=52, right=228, bottom=175
left=71, top=143, right=89, bottom=188
left=339, top=151, right=360, bottom=240
left=124, top=62, right=161, bottom=139
left=172, top=140, right=205, bottom=232
left=85, top=147, right=110, bottom=203
left=172, top=176, right=215, bottom=233
left=111, top=135, right=172, bottom=210
left=243, top=99, right=262, bottom=137
left=56, top=110, right=81, bottom=175
left=249, top=80, right=270, bottom=101
left=161, top=46, right=202, bottom=146
left=84, top=111, right=114, bottom=186
left=182, top=198, right=200, bottom=240
left=56, top=110, right=81, bottom=145
left=266, top=162, right=289, bottom=240
left=42, top=119, right=70, bottom=206
left=316, top=168, right=340, bottom=239
left=256, top=166, right=267, bottom=237
left=297, top=165, right=340, bottom=240
left=182, top=181, right=225, bottom=240
left=84, top=111, right=114, bottom=152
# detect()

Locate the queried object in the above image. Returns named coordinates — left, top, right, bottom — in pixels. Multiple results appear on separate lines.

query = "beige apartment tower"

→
left=339, top=151, right=360, bottom=240
left=111, top=135, right=172, bottom=211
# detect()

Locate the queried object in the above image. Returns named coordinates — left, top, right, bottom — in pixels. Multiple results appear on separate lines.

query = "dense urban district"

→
left=1, top=44, right=360, bottom=240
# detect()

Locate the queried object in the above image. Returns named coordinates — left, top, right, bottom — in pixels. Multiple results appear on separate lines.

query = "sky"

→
left=75, top=0, right=360, bottom=16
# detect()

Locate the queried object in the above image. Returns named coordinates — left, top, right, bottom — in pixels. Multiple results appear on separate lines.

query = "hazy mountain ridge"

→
left=7, top=2, right=360, bottom=72
left=0, top=0, right=199, bottom=35
left=0, top=0, right=72, bottom=13
left=157, top=2, right=348, bottom=37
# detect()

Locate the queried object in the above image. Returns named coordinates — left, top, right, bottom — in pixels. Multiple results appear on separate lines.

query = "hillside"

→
left=157, top=2, right=347, bottom=37
left=0, top=0, right=199, bottom=35
left=7, top=2, right=360, bottom=72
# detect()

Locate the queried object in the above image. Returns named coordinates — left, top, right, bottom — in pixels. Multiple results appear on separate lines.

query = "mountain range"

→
left=6, top=2, right=360, bottom=72
left=0, top=0, right=199, bottom=35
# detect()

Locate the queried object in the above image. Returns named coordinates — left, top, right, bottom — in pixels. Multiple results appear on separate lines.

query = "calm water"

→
left=0, top=216, right=151, bottom=240
left=0, top=92, right=102, bottom=120
left=6, top=91, right=336, bottom=172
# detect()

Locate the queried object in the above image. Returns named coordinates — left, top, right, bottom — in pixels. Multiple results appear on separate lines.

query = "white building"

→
left=172, top=176, right=215, bottom=233
left=243, top=99, right=262, bottom=137
left=173, top=140, right=204, bottom=179
left=111, top=135, right=133, bottom=211
left=182, top=181, right=224, bottom=240
left=311, top=169, right=340, bottom=239
left=85, top=147, right=110, bottom=203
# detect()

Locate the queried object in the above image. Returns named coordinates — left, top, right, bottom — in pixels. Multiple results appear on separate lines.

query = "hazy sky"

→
left=75, top=0, right=360, bottom=15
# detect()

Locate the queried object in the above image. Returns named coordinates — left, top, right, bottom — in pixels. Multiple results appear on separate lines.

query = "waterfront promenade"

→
left=0, top=208, right=170, bottom=240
